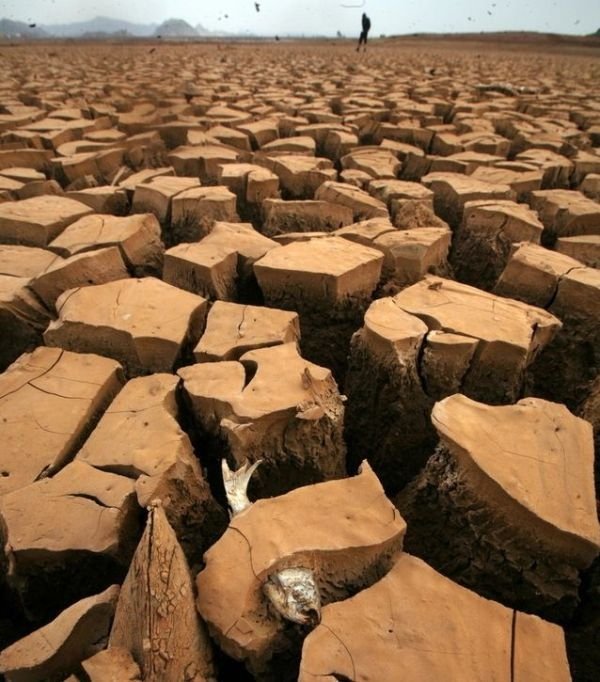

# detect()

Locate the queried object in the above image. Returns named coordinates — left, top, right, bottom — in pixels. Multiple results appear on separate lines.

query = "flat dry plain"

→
left=0, top=37, right=598, bottom=682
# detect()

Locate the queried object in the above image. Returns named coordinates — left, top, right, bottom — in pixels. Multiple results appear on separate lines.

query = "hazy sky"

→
left=2, top=0, right=599, bottom=36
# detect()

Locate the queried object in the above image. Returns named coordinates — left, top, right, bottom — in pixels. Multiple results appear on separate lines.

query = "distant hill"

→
left=0, top=15, right=227, bottom=40
left=0, top=18, right=48, bottom=38
left=195, top=23, right=213, bottom=37
left=40, top=15, right=157, bottom=38
left=390, top=30, right=600, bottom=46
left=154, top=18, right=198, bottom=38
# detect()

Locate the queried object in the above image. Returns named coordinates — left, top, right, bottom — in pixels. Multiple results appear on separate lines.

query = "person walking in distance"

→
left=357, top=12, right=371, bottom=52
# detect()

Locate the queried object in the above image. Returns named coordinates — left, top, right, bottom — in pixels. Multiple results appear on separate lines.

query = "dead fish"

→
left=222, top=458, right=322, bottom=627
left=263, top=568, right=321, bottom=626
left=222, top=458, right=262, bottom=517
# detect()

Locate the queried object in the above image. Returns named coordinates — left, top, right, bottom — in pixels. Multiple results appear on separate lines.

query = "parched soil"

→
left=0, top=35, right=598, bottom=682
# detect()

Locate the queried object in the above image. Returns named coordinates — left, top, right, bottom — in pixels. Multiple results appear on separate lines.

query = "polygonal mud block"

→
left=0, top=244, right=59, bottom=279
left=533, top=265, right=600, bottom=410
left=334, top=216, right=396, bottom=246
left=571, top=150, right=600, bottom=186
left=194, top=301, right=300, bottom=362
left=196, top=463, right=406, bottom=681
left=428, top=151, right=502, bottom=176
left=529, top=189, right=600, bottom=246
left=373, top=226, right=452, bottom=290
left=254, top=236, right=384, bottom=381
left=155, top=122, right=206, bottom=150
left=315, top=181, right=388, bottom=222
left=343, top=298, right=432, bottom=493
left=66, top=186, right=129, bottom=215
left=49, top=213, right=164, bottom=277
left=470, top=165, right=543, bottom=200
left=203, top=106, right=253, bottom=129
left=179, top=342, right=345, bottom=499
left=109, top=505, right=216, bottom=682
left=0, top=168, right=45, bottom=184
left=515, top=149, right=573, bottom=189
left=450, top=199, right=544, bottom=290
left=340, top=148, right=401, bottom=179
left=131, top=176, right=200, bottom=225
left=579, top=172, right=600, bottom=200
left=261, top=136, right=316, bottom=155
left=0, top=585, right=120, bottom=682
left=256, top=155, right=336, bottom=199
left=397, top=395, right=600, bottom=622
left=218, top=163, right=279, bottom=222
left=0, top=175, right=23, bottom=201
left=51, top=152, right=101, bottom=185
left=368, top=178, right=434, bottom=220
left=0, top=149, right=52, bottom=172
left=494, top=242, right=584, bottom=308
left=118, top=167, right=175, bottom=195
left=339, top=168, right=371, bottom=189
left=237, top=119, right=279, bottom=149
left=344, top=279, right=561, bottom=493
left=163, top=241, right=238, bottom=301
left=393, top=199, right=449, bottom=230
left=167, top=144, right=239, bottom=183
left=323, top=129, right=358, bottom=162
left=0, top=461, right=140, bottom=621
left=0, top=347, right=123, bottom=496
left=44, top=278, right=208, bottom=377
left=77, top=372, right=226, bottom=564
left=299, top=553, right=571, bottom=682
left=462, top=131, right=511, bottom=157
left=556, top=235, right=600, bottom=269
left=430, top=131, right=464, bottom=157
left=198, top=221, right=280, bottom=303
left=15, top=180, right=64, bottom=201
left=169, top=185, right=239, bottom=244
left=393, top=278, right=560, bottom=404
left=0, top=195, right=93, bottom=247
left=373, top=122, right=433, bottom=150
left=207, top=125, right=252, bottom=152
left=262, top=198, right=353, bottom=237
left=30, top=246, right=129, bottom=310
left=294, top=123, right=351, bottom=153
left=421, top=171, right=515, bottom=227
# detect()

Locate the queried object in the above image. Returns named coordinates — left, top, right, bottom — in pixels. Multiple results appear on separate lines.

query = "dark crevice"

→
left=64, top=492, right=119, bottom=510
left=174, top=379, right=228, bottom=510
left=545, top=265, right=585, bottom=311
left=240, top=357, right=259, bottom=388
left=510, top=609, right=517, bottom=682
left=415, top=330, right=431, bottom=396
left=213, top=648, right=255, bottom=682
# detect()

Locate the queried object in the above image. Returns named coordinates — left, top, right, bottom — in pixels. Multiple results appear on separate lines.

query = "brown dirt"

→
left=0, top=34, right=598, bottom=682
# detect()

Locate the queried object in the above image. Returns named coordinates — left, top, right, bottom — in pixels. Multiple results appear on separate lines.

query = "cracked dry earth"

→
left=0, top=37, right=598, bottom=681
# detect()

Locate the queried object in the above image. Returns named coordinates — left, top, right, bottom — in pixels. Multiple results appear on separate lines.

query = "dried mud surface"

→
left=0, top=37, right=598, bottom=682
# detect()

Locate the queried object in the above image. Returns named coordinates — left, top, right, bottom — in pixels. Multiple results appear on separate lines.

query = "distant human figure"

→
left=357, top=13, right=371, bottom=52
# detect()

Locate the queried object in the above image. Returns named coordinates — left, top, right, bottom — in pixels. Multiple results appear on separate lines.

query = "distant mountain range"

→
left=0, top=17, right=598, bottom=41
left=0, top=18, right=49, bottom=38
left=0, top=15, right=227, bottom=39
